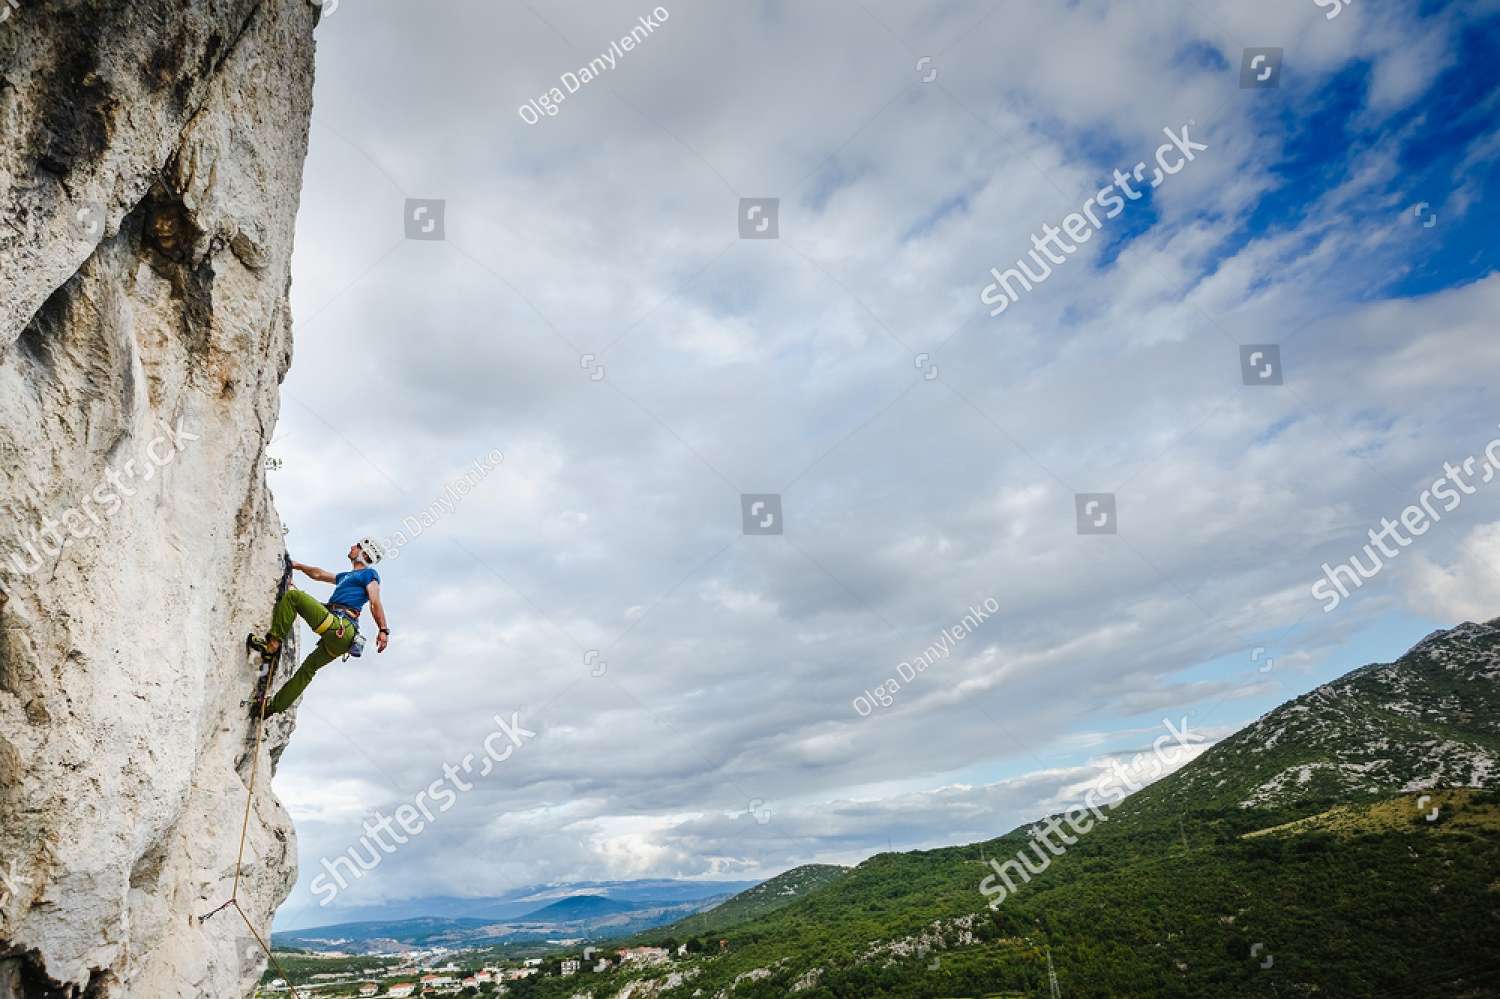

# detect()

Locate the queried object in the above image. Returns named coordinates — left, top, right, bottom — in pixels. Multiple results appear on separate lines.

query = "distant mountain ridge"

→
left=517, top=895, right=638, bottom=922
left=275, top=878, right=757, bottom=932
left=272, top=879, right=757, bottom=953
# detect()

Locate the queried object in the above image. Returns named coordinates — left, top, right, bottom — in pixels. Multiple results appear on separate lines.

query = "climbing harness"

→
left=326, top=605, right=364, bottom=659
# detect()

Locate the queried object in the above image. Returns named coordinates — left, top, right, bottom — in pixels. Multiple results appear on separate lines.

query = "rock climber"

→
left=248, top=538, right=390, bottom=716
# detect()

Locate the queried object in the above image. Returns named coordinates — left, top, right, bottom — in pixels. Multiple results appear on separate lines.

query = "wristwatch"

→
left=379, top=628, right=390, bottom=635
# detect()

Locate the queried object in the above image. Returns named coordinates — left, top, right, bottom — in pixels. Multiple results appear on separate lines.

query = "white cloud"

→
left=1404, top=522, right=1500, bottom=623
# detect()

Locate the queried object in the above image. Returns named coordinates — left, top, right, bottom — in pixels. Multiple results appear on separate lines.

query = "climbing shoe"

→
left=246, top=633, right=281, bottom=660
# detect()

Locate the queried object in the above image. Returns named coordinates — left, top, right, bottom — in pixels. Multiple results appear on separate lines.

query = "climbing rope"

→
left=199, top=655, right=304, bottom=999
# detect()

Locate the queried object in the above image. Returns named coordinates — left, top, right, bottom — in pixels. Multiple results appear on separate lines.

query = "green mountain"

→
left=506, top=619, right=1500, bottom=999
left=661, top=865, right=850, bottom=938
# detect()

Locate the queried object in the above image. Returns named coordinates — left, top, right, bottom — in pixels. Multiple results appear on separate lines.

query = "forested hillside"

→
left=506, top=620, right=1500, bottom=998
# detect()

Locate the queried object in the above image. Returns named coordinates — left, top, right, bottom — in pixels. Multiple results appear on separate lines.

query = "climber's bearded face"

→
left=348, top=543, right=362, bottom=564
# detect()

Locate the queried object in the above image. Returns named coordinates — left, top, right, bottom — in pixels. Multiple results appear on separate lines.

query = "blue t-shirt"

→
left=329, top=567, right=380, bottom=614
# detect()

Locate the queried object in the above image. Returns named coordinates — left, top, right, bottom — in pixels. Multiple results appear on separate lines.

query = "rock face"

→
left=0, top=2, right=317, bottom=995
left=1146, top=619, right=1500, bottom=820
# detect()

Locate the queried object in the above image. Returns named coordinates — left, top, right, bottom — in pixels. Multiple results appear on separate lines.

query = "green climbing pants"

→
left=265, top=588, right=357, bottom=716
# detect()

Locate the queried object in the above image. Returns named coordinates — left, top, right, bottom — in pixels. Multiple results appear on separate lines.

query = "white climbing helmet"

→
left=355, top=536, right=386, bottom=565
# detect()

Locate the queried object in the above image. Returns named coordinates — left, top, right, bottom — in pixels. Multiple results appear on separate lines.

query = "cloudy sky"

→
left=268, top=0, right=1500, bottom=928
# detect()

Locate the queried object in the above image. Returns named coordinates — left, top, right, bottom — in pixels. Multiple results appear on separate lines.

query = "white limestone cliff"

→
left=0, top=1, right=318, bottom=995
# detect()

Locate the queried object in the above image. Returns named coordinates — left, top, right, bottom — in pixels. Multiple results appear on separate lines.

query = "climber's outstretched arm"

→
left=292, top=561, right=337, bottom=584
left=368, top=581, right=390, bottom=652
